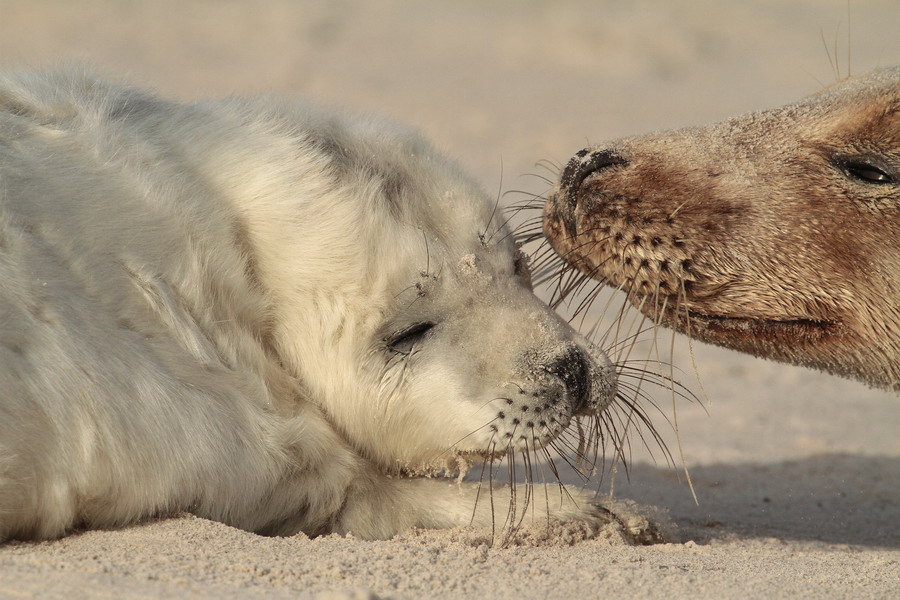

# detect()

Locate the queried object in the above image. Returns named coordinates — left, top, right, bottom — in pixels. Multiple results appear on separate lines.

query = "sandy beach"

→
left=0, top=1, right=898, bottom=598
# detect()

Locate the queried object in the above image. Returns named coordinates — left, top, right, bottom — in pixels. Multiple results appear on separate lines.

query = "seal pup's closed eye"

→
left=544, top=66, right=900, bottom=393
left=0, top=69, right=654, bottom=544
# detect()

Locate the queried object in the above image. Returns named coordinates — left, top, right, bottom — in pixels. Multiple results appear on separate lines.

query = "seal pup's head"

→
left=231, top=104, right=619, bottom=474
left=544, top=66, right=900, bottom=392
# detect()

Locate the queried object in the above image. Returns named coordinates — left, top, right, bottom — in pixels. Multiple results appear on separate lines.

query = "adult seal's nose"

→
left=559, top=148, right=627, bottom=211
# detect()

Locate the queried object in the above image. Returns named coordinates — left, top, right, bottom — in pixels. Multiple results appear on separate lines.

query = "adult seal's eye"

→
left=844, top=160, right=895, bottom=184
left=385, top=322, right=435, bottom=354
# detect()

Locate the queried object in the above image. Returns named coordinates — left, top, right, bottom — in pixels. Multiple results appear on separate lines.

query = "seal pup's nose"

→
left=559, top=148, right=627, bottom=211
left=545, top=346, right=591, bottom=413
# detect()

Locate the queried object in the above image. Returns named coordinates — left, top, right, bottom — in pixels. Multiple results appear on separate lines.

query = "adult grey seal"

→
left=544, top=66, right=900, bottom=392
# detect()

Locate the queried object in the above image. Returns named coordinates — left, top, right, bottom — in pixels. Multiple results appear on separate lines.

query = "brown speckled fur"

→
left=544, top=66, right=900, bottom=393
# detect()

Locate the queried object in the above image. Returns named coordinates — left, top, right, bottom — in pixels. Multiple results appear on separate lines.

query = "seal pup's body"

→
left=545, top=66, right=900, bottom=392
left=0, top=69, right=620, bottom=541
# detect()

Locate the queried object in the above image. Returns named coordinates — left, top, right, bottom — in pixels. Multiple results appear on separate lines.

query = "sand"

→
left=0, top=1, right=898, bottom=598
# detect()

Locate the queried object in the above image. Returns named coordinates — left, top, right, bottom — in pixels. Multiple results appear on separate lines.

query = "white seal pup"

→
left=0, top=69, right=630, bottom=542
left=544, top=66, right=900, bottom=392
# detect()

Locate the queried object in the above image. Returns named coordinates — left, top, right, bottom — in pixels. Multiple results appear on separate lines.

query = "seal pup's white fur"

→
left=0, top=69, right=618, bottom=541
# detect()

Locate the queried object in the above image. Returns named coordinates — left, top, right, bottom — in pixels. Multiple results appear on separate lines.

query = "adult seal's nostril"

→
left=559, top=149, right=628, bottom=210
left=545, top=346, right=591, bottom=413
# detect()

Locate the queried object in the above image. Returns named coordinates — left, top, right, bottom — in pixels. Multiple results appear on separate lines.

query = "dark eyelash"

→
left=385, top=322, right=435, bottom=354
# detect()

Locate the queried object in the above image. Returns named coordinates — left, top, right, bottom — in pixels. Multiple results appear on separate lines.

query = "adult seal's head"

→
left=544, top=66, right=900, bottom=392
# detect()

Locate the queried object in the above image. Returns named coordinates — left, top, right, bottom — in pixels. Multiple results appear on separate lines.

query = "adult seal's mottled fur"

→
left=544, top=66, right=900, bottom=392
left=0, top=69, right=629, bottom=541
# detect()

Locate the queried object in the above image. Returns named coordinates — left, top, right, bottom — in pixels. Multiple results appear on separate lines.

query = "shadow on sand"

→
left=554, top=453, right=900, bottom=548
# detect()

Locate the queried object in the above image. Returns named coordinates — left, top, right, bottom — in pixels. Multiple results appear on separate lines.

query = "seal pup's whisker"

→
left=479, top=159, right=504, bottom=246
left=469, top=433, right=496, bottom=528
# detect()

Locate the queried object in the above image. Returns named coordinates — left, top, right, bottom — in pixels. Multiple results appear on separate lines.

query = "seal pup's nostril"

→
left=544, top=346, right=591, bottom=413
left=560, top=149, right=628, bottom=210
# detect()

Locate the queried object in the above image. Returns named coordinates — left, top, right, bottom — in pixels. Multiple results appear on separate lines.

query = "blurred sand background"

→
left=0, top=1, right=898, bottom=598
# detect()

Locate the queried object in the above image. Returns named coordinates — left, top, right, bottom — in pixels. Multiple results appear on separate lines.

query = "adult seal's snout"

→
left=545, top=346, right=591, bottom=413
